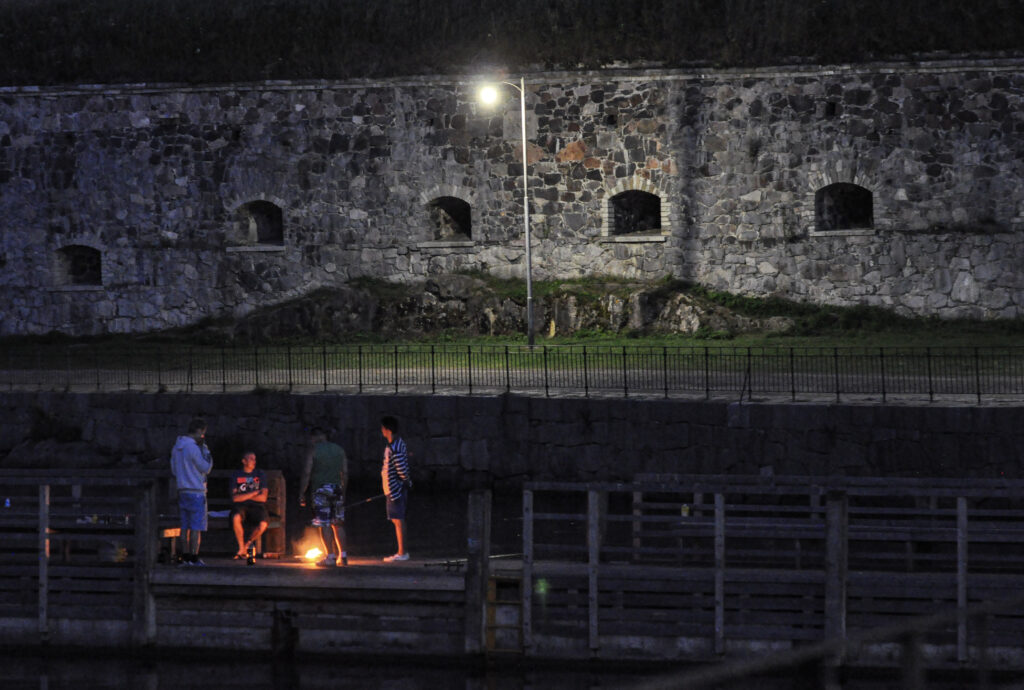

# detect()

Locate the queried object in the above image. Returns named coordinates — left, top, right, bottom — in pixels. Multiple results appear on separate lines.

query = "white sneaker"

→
left=316, top=554, right=337, bottom=567
left=383, top=553, right=409, bottom=562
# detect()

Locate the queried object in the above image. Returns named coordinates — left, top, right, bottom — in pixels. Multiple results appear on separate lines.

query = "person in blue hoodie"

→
left=170, top=418, right=213, bottom=565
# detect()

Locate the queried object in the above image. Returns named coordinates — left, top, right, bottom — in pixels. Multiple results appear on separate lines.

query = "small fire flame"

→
left=304, top=547, right=323, bottom=561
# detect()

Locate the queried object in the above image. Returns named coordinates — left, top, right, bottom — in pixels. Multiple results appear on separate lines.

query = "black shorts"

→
left=231, top=502, right=269, bottom=526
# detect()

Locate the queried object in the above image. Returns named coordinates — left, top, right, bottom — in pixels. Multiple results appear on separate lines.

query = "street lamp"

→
left=480, top=77, right=534, bottom=346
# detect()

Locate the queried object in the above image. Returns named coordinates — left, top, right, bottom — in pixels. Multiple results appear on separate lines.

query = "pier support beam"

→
left=824, top=490, right=849, bottom=654
left=132, top=480, right=158, bottom=647
left=465, top=487, right=492, bottom=654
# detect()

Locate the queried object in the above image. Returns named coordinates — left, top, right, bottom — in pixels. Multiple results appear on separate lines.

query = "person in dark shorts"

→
left=380, top=416, right=411, bottom=562
left=230, top=451, right=269, bottom=559
left=299, top=427, right=348, bottom=567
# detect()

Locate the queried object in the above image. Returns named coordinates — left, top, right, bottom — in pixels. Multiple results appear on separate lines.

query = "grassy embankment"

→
left=5, top=276, right=1023, bottom=351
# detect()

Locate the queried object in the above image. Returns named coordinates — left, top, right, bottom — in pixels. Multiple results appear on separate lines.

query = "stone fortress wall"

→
left=1, top=58, right=1023, bottom=336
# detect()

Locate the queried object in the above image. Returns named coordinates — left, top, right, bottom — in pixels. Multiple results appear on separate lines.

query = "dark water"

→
left=3, top=651, right=1006, bottom=690
left=1, top=652, right=674, bottom=690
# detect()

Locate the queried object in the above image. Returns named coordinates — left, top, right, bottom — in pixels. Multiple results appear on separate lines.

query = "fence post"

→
left=824, top=490, right=848, bottom=650
left=38, top=484, right=50, bottom=641
left=322, top=343, right=328, bottom=392
left=464, top=488, right=492, bottom=654
left=975, top=347, right=982, bottom=405
left=543, top=346, right=549, bottom=398
left=744, top=347, right=752, bottom=401
left=927, top=347, right=934, bottom=402
left=394, top=345, right=399, bottom=394
left=287, top=344, right=293, bottom=392
left=221, top=345, right=226, bottom=393
left=957, top=496, right=968, bottom=664
left=522, top=489, right=534, bottom=653
left=587, top=489, right=601, bottom=651
left=714, top=492, right=725, bottom=655
left=467, top=345, right=473, bottom=395
left=254, top=346, right=260, bottom=389
left=583, top=346, right=589, bottom=398
left=879, top=347, right=886, bottom=403
left=133, top=480, right=158, bottom=648
left=358, top=346, right=363, bottom=393
left=622, top=346, right=629, bottom=398
left=704, top=347, right=710, bottom=400
left=432, top=345, right=437, bottom=394
left=504, top=346, right=510, bottom=394
left=663, top=346, right=669, bottom=398
left=790, top=347, right=796, bottom=402
left=126, top=345, right=132, bottom=392
left=188, top=347, right=194, bottom=392
left=901, top=632, right=926, bottom=690
left=833, top=347, right=840, bottom=403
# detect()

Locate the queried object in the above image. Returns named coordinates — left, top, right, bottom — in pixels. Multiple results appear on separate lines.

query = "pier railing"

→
left=3, top=343, right=1024, bottom=401
left=0, top=470, right=162, bottom=646
left=521, top=474, right=1024, bottom=667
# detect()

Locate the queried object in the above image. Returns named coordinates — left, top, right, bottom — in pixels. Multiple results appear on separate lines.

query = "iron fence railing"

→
left=2, top=343, right=1023, bottom=401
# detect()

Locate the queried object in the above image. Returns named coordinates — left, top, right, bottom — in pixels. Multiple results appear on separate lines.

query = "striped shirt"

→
left=382, top=436, right=410, bottom=500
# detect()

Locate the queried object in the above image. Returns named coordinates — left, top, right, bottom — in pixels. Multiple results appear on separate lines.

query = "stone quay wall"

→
left=2, top=58, right=1024, bottom=336
left=1, top=392, right=1021, bottom=489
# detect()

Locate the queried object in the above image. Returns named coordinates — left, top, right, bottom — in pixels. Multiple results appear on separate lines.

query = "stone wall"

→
left=2, top=58, right=1023, bottom=335
left=1, top=392, right=1021, bottom=487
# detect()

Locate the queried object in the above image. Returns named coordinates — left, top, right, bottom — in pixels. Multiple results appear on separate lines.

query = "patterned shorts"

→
left=311, top=484, right=345, bottom=526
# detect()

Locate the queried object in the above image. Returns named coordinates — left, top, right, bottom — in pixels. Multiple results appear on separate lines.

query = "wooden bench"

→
left=161, top=469, right=286, bottom=558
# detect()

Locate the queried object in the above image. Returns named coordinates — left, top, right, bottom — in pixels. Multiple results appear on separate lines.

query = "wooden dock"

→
left=4, top=470, right=1024, bottom=674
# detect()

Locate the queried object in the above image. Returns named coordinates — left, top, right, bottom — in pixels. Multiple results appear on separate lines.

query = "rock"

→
left=212, top=276, right=793, bottom=342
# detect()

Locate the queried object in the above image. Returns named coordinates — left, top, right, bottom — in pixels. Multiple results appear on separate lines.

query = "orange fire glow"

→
left=304, top=547, right=323, bottom=561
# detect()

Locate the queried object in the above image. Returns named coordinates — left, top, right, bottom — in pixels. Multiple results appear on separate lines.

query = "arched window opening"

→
left=611, top=190, right=661, bottom=235
left=815, top=183, right=873, bottom=232
left=428, top=196, right=472, bottom=240
left=58, top=245, right=102, bottom=286
left=237, top=200, right=284, bottom=245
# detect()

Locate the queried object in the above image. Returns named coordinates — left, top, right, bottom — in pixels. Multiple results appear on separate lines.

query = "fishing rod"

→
left=337, top=492, right=387, bottom=511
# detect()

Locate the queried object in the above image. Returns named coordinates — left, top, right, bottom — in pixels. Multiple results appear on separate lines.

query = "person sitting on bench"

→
left=230, top=450, right=269, bottom=559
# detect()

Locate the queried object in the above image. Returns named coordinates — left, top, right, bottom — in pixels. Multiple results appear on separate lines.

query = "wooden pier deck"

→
left=4, top=470, right=1024, bottom=676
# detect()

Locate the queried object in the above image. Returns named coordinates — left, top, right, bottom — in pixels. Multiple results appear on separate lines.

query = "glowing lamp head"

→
left=479, top=85, right=499, bottom=105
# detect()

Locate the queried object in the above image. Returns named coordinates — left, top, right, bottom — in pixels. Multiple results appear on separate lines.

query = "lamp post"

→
left=480, top=77, right=534, bottom=346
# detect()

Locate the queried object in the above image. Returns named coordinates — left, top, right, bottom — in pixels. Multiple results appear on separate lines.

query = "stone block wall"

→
left=1, top=58, right=1023, bottom=335
left=1, top=392, right=1021, bottom=487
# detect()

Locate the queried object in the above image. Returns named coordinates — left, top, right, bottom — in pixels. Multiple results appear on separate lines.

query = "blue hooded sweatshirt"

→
left=170, top=435, right=213, bottom=493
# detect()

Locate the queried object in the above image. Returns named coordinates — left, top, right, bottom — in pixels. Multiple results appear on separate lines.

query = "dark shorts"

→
left=231, top=501, right=268, bottom=526
left=386, top=493, right=407, bottom=521
left=312, top=484, right=345, bottom=526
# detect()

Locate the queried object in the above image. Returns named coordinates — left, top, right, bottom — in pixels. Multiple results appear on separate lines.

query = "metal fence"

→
left=2, top=343, right=1024, bottom=401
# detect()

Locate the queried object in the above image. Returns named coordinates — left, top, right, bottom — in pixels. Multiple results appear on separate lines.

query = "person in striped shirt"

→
left=380, top=415, right=411, bottom=562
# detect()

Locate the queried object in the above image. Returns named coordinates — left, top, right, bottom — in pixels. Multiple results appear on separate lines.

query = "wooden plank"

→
left=293, top=614, right=464, bottom=634
left=149, top=566, right=464, bottom=591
